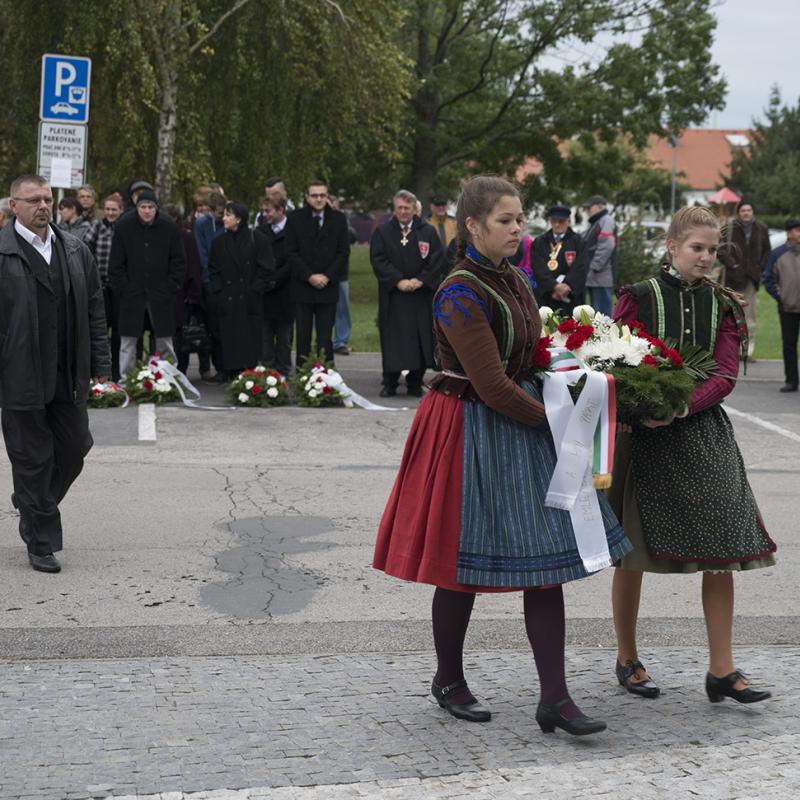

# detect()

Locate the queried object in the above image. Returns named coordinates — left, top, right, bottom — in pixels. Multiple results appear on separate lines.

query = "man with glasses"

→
left=0, top=175, right=110, bottom=573
left=286, top=180, right=350, bottom=366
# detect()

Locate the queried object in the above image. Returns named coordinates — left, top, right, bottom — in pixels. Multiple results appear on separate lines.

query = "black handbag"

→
left=179, top=309, right=209, bottom=354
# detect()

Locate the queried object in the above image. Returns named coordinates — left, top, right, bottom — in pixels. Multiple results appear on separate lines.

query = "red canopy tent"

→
left=707, top=187, right=741, bottom=204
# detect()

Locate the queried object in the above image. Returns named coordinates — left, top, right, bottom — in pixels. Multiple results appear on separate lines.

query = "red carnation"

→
left=323, top=386, right=333, bottom=394
left=154, top=371, right=163, bottom=380
left=565, top=332, right=589, bottom=350
left=643, top=355, right=658, bottom=367
left=93, top=388, right=102, bottom=395
left=251, top=385, right=262, bottom=394
left=533, top=342, right=552, bottom=369
left=143, top=380, right=154, bottom=390
left=578, top=324, right=594, bottom=338
left=629, top=320, right=647, bottom=333
left=558, top=318, right=579, bottom=334
left=668, top=350, right=683, bottom=367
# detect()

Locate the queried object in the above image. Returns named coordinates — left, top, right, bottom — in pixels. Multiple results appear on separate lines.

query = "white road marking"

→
left=726, top=405, right=800, bottom=444
left=137, top=403, right=156, bottom=441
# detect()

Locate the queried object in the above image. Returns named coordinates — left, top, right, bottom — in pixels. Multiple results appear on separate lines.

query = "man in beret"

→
left=109, top=190, right=186, bottom=380
left=427, top=192, right=457, bottom=249
left=530, top=204, right=586, bottom=314
left=763, top=218, right=800, bottom=392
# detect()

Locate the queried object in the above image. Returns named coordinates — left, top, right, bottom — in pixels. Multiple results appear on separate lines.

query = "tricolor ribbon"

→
left=309, top=367, right=407, bottom=411
left=542, top=347, right=617, bottom=573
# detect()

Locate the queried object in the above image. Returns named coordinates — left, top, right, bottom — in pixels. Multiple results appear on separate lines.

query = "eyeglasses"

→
left=13, top=196, right=54, bottom=206
left=308, top=193, right=328, bottom=199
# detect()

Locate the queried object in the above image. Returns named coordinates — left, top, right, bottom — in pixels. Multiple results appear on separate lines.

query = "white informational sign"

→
left=50, top=158, right=73, bottom=188
left=37, top=122, right=87, bottom=188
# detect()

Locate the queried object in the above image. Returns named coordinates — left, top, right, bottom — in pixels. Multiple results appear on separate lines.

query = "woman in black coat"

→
left=208, top=202, right=274, bottom=377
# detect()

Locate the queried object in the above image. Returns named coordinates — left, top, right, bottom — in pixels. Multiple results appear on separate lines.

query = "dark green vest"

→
left=628, top=271, right=724, bottom=353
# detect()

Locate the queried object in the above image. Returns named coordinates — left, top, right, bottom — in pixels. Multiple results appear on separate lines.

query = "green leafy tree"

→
left=396, top=0, right=725, bottom=201
left=729, top=87, right=800, bottom=220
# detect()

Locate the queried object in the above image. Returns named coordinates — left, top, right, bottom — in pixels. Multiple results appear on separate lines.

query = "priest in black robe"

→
left=370, top=190, right=445, bottom=397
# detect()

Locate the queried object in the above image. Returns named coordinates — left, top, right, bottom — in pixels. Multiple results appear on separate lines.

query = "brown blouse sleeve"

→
left=437, top=291, right=545, bottom=427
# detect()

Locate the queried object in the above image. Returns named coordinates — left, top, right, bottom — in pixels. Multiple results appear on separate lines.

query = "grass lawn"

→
left=347, top=245, right=782, bottom=359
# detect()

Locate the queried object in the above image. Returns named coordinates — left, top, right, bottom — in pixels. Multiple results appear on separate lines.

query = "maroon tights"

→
left=432, top=585, right=580, bottom=718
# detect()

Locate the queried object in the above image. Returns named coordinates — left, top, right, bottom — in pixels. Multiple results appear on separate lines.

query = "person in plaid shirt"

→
left=85, top=193, right=124, bottom=379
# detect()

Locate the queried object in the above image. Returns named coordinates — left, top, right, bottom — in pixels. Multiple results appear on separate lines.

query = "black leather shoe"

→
left=431, top=680, right=491, bottom=722
left=706, top=671, right=771, bottom=704
left=379, top=387, right=397, bottom=397
left=779, top=383, right=798, bottom=393
left=28, top=552, right=61, bottom=573
left=536, top=698, right=606, bottom=735
left=406, top=387, right=423, bottom=397
left=616, top=659, right=660, bottom=698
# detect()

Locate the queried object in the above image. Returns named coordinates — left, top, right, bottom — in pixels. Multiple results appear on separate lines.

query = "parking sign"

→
left=40, top=54, right=91, bottom=124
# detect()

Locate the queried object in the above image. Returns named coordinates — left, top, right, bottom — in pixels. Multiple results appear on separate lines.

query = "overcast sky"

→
left=709, top=0, right=798, bottom=128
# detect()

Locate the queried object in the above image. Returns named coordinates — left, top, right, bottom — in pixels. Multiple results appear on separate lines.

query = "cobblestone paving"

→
left=0, top=647, right=796, bottom=799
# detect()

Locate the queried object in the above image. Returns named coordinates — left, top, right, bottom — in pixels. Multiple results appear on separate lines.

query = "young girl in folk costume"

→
left=373, top=176, right=631, bottom=736
left=609, top=206, right=776, bottom=703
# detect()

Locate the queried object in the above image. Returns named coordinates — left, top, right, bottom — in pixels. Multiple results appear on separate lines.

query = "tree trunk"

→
left=154, top=70, right=179, bottom=203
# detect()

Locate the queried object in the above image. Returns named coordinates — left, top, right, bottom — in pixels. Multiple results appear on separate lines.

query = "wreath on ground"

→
left=291, top=357, right=345, bottom=407
left=125, top=358, right=187, bottom=404
left=87, top=381, right=128, bottom=408
left=226, top=366, right=290, bottom=407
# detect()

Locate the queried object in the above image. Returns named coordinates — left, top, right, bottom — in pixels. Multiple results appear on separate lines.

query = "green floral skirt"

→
left=608, top=406, right=776, bottom=573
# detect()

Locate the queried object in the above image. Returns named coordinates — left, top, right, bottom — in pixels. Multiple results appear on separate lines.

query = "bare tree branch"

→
left=189, top=0, right=256, bottom=55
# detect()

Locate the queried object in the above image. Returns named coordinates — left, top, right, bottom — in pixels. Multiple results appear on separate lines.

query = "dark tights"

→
left=432, top=585, right=580, bottom=718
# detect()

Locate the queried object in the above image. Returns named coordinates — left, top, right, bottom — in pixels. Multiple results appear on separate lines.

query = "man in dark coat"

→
left=258, top=194, right=294, bottom=375
left=370, top=189, right=445, bottom=397
left=0, top=175, right=111, bottom=573
left=109, top=190, right=186, bottom=380
left=718, top=200, right=772, bottom=362
left=530, top=204, right=586, bottom=314
left=285, top=180, right=350, bottom=366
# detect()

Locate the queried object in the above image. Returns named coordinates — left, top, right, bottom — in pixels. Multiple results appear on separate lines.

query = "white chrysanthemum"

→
left=266, top=376, right=277, bottom=386
left=238, top=392, right=249, bottom=403
left=244, top=380, right=254, bottom=390
left=266, top=387, right=279, bottom=398
left=137, top=370, right=152, bottom=380
left=304, top=381, right=313, bottom=391
left=308, top=389, right=319, bottom=398
left=254, top=366, right=266, bottom=373
left=539, top=306, right=553, bottom=322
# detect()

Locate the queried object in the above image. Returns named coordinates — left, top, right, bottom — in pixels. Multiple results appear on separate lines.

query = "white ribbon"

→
left=311, top=368, right=407, bottom=411
left=543, top=361, right=612, bottom=573
left=149, top=359, right=233, bottom=411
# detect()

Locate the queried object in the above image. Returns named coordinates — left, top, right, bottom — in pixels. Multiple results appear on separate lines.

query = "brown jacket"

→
left=718, top=218, right=771, bottom=291
left=429, top=256, right=545, bottom=426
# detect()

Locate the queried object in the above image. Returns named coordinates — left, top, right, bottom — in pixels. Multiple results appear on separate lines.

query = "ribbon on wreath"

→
left=148, top=358, right=233, bottom=411
left=542, top=347, right=616, bottom=574
left=310, top=368, right=407, bottom=411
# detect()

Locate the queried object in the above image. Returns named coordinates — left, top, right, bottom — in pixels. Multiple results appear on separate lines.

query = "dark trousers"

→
left=780, top=310, right=800, bottom=387
left=2, top=399, right=93, bottom=555
left=103, top=285, right=121, bottom=382
left=295, top=301, right=337, bottom=366
left=383, top=368, right=425, bottom=391
left=202, top=285, right=221, bottom=374
left=263, top=319, right=293, bottom=375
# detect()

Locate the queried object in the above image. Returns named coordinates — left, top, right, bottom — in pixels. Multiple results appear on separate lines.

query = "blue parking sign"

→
left=40, top=54, right=92, bottom=124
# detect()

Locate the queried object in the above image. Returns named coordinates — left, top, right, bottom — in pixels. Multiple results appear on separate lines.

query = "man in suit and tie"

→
left=0, top=175, right=110, bottom=573
left=285, top=180, right=350, bottom=366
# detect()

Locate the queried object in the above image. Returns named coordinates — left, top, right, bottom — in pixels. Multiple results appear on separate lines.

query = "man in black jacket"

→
left=0, top=175, right=110, bottom=573
left=530, top=204, right=586, bottom=314
left=109, top=190, right=186, bottom=380
left=285, top=180, right=350, bottom=366
left=370, top=190, right=445, bottom=396
left=258, top=194, right=293, bottom=376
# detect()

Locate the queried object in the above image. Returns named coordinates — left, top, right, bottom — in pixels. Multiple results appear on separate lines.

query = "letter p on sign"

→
left=55, top=61, right=77, bottom=96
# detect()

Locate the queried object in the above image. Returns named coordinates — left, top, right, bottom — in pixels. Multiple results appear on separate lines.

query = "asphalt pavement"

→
left=1, top=354, right=798, bottom=799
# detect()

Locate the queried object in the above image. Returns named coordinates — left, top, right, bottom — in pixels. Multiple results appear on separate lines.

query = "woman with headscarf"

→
left=208, top=202, right=274, bottom=377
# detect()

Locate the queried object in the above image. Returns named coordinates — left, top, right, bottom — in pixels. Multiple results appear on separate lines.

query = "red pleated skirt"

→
left=373, top=391, right=530, bottom=592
